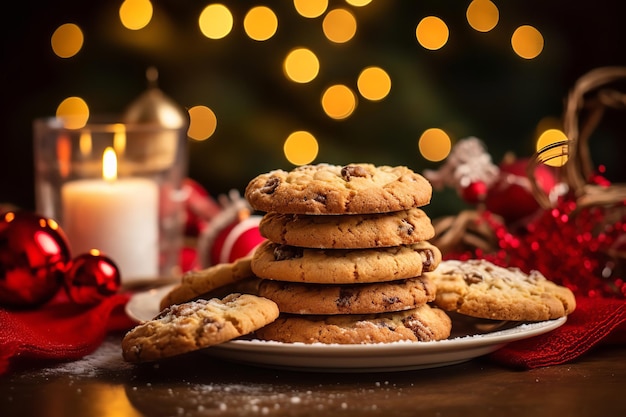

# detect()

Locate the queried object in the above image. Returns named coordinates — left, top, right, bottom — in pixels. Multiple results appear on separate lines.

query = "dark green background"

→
left=2, top=1, right=625, bottom=218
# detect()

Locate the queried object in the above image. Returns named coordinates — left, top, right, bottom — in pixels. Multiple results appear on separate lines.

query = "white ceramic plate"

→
left=126, top=285, right=567, bottom=373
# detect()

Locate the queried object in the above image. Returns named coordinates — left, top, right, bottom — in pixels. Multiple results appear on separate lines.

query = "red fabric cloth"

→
left=0, top=290, right=134, bottom=375
left=489, top=296, right=626, bottom=369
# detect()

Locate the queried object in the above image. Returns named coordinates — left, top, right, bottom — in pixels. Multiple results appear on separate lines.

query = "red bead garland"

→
left=446, top=194, right=626, bottom=298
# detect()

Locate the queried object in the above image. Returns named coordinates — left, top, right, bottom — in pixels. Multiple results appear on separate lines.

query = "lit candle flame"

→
left=102, top=147, right=117, bottom=181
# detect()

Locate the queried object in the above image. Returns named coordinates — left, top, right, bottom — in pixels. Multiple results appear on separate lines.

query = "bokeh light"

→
left=57, top=133, right=71, bottom=178
left=322, top=8, right=357, bottom=44
left=79, top=131, right=92, bottom=157
left=119, top=0, right=153, bottom=30
left=418, top=128, right=452, bottom=162
left=466, top=0, right=499, bottom=32
left=283, top=131, right=319, bottom=165
left=321, top=84, right=357, bottom=120
left=199, top=4, right=234, bottom=40
left=293, top=0, right=328, bottom=18
left=244, top=6, right=278, bottom=41
left=51, top=23, right=84, bottom=58
left=511, top=25, right=544, bottom=59
left=416, top=16, right=449, bottom=50
left=536, top=128, right=569, bottom=167
left=346, top=0, right=372, bottom=6
left=56, top=97, right=90, bottom=129
left=357, top=66, right=391, bottom=101
left=188, top=105, right=218, bottom=141
left=112, top=123, right=126, bottom=156
left=283, top=48, right=320, bottom=83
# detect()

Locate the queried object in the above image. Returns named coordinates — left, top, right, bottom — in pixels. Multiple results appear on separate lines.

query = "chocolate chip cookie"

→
left=251, top=240, right=442, bottom=284
left=244, top=163, right=432, bottom=215
left=258, top=207, right=435, bottom=249
left=424, top=259, right=577, bottom=321
left=257, top=276, right=436, bottom=315
left=159, top=256, right=257, bottom=310
left=255, top=304, right=451, bottom=344
left=122, top=293, right=279, bottom=363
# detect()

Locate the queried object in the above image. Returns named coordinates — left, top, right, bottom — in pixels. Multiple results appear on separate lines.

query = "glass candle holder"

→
left=33, top=117, right=188, bottom=284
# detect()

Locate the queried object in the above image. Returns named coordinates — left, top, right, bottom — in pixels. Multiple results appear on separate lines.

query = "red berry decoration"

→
left=64, top=250, right=121, bottom=305
left=0, top=211, right=71, bottom=308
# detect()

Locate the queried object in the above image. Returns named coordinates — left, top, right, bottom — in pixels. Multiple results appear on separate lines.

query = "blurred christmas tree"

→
left=1, top=0, right=625, bottom=218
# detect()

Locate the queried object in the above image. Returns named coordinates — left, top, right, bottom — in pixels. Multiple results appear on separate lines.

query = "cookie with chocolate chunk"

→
left=257, top=276, right=436, bottom=315
left=251, top=240, right=441, bottom=284
left=122, top=293, right=279, bottom=363
left=424, top=259, right=577, bottom=321
left=159, top=256, right=257, bottom=310
left=244, top=163, right=432, bottom=215
left=255, top=304, right=451, bottom=344
left=259, top=207, right=435, bottom=249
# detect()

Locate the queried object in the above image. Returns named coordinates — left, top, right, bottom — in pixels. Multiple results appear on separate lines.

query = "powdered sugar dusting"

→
left=35, top=336, right=133, bottom=377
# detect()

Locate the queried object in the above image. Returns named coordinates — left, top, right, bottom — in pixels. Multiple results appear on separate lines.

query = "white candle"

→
left=61, top=147, right=159, bottom=282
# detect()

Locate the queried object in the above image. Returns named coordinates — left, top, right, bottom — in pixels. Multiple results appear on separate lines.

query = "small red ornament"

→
left=209, top=215, right=265, bottom=265
left=461, top=181, right=488, bottom=204
left=0, top=211, right=71, bottom=308
left=64, top=250, right=121, bottom=305
left=198, top=211, right=265, bottom=268
left=485, top=158, right=558, bottom=224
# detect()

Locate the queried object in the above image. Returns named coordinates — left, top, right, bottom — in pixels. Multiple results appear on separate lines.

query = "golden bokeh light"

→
left=244, top=6, right=278, bottom=41
left=283, top=131, right=319, bottom=165
left=536, top=128, right=569, bottom=167
left=56, top=97, right=90, bottom=129
left=511, top=25, right=544, bottom=59
left=322, top=8, right=357, bottom=44
left=418, top=128, right=452, bottom=162
left=293, top=0, right=328, bottom=18
left=466, top=0, right=499, bottom=32
left=321, top=84, right=357, bottom=120
left=535, top=116, right=563, bottom=135
left=416, top=16, right=449, bottom=50
left=357, top=66, right=391, bottom=101
left=188, top=105, right=218, bottom=141
left=346, top=0, right=372, bottom=6
left=79, top=131, right=92, bottom=157
left=119, top=0, right=153, bottom=30
left=283, top=48, right=320, bottom=83
left=51, top=23, right=84, bottom=58
left=199, top=4, right=234, bottom=40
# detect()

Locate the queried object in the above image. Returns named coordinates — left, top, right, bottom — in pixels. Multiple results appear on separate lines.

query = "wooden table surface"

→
left=1, top=333, right=624, bottom=417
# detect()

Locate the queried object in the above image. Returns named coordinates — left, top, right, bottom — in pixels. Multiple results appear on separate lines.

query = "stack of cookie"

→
left=244, top=163, right=452, bottom=344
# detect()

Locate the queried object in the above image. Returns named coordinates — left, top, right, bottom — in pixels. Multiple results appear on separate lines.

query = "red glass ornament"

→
left=485, top=158, right=557, bottom=223
left=461, top=181, right=488, bottom=204
left=64, top=251, right=121, bottom=305
left=0, top=211, right=71, bottom=308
